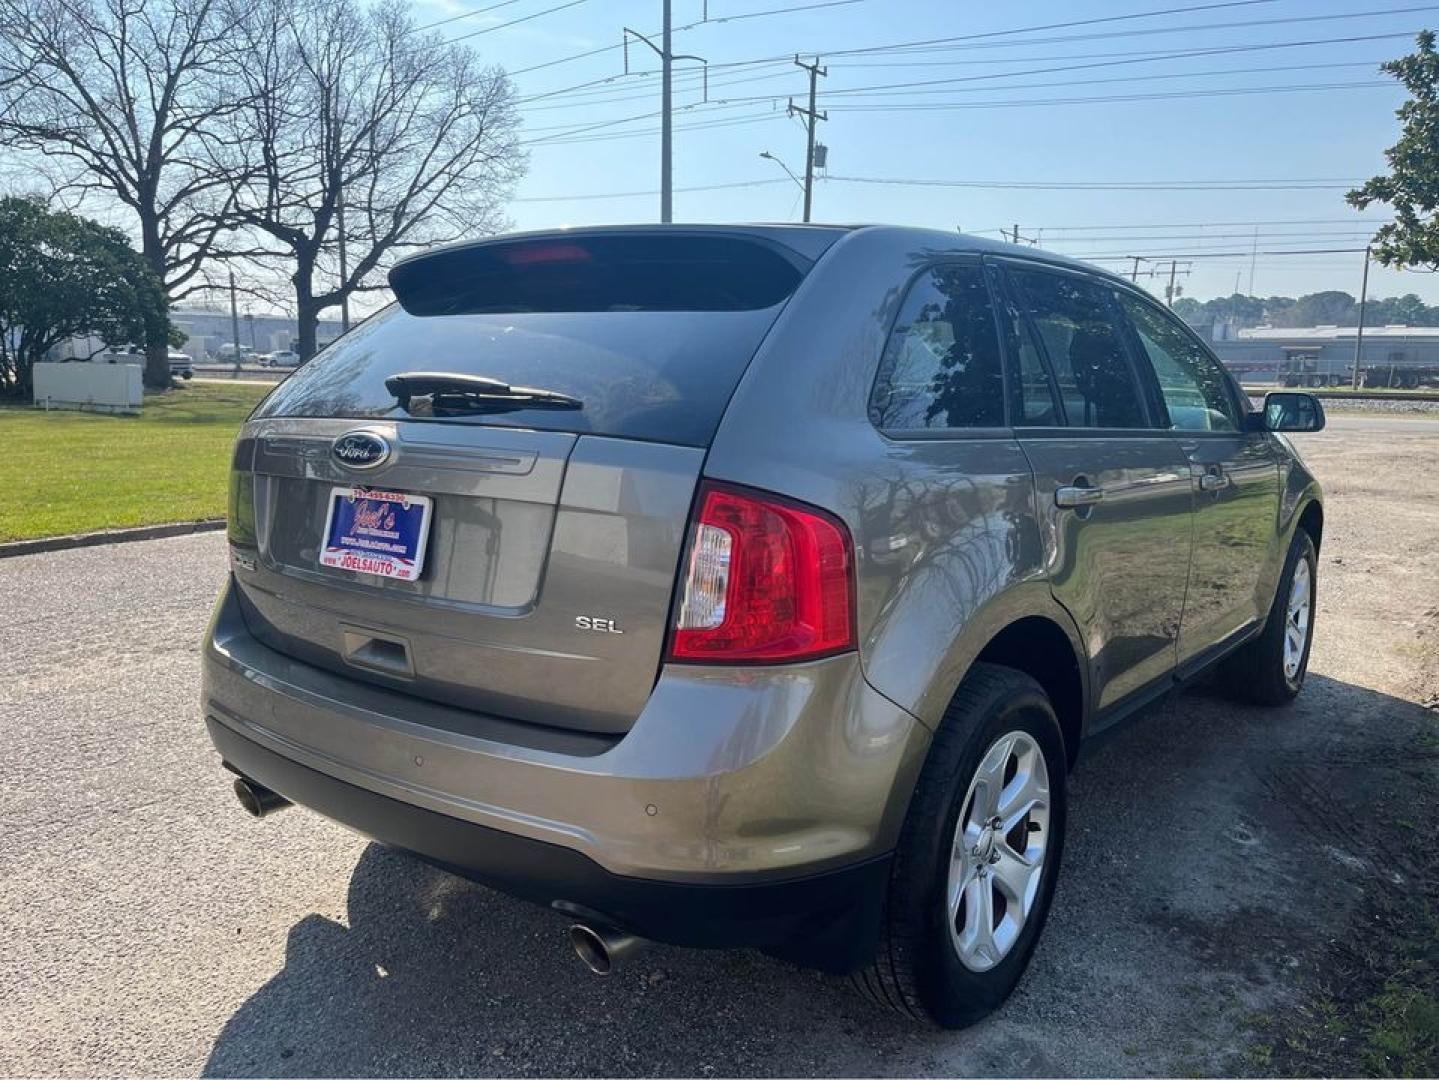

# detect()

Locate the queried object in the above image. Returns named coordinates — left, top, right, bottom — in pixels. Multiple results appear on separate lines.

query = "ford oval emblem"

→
left=332, top=431, right=390, bottom=470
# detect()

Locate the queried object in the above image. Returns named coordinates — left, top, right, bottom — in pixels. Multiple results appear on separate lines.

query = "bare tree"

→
left=220, top=0, right=524, bottom=360
left=0, top=0, right=254, bottom=387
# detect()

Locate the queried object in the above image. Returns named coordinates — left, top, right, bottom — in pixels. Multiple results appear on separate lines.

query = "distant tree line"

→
left=1173, top=290, right=1439, bottom=333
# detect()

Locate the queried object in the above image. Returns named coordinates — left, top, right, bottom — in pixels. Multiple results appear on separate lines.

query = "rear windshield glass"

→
left=254, top=235, right=807, bottom=446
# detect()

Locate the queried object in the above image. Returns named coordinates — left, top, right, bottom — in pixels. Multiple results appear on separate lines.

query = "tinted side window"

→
left=1119, top=294, right=1240, bottom=432
left=869, top=263, right=1005, bottom=431
left=1010, top=268, right=1149, bottom=429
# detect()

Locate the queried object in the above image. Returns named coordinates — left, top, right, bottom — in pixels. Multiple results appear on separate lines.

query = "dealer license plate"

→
left=319, top=486, right=432, bottom=582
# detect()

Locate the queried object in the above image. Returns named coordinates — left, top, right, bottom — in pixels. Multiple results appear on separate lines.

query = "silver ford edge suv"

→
left=203, top=224, right=1325, bottom=1027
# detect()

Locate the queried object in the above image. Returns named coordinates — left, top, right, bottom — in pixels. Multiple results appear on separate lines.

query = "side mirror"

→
left=1256, top=391, right=1326, bottom=433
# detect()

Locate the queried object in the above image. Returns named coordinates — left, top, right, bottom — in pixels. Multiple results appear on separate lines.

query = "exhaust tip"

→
left=569, top=924, right=614, bottom=975
left=232, top=776, right=290, bottom=818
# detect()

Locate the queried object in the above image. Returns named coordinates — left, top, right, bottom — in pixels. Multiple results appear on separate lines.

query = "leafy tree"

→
left=1368, top=292, right=1439, bottom=325
left=0, top=197, right=167, bottom=397
left=1283, top=291, right=1357, bottom=327
left=1172, top=297, right=1204, bottom=322
left=1348, top=31, right=1439, bottom=271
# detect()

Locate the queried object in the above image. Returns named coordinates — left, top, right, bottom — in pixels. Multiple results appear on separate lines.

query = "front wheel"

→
left=1223, top=530, right=1317, bottom=705
left=855, top=663, right=1068, bottom=1028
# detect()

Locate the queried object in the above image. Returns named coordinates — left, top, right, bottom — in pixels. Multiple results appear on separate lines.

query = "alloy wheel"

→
left=946, top=731, right=1051, bottom=973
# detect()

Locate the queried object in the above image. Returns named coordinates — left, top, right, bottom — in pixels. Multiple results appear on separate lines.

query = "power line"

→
left=447, top=0, right=590, bottom=43
left=512, top=177, right=793, bottom=201
left=819, top=52, right=1404, bottom=101
left=512, top=172, right=1380, bottom=197
left=1037, top=229, right=1384, bottom=243
left=507, top=0, right=872, bottom=75
left=812, top=4, right=1439, bottom=59
left=703, top=0, right=871, bottom=24
left=830, top=38, right=1403, bottom=68
left=513, top=32, right=1411, bottom=114
left=815, top=35, right=1407, bottom=98
left=824, top=80, right=1393, bottom=113
left=524, top=106, right=780, bottom=146
left=506, top=0, right=1285, bottom=83
left=825, top=174, right=1368, bottom=192
left=521, top=77, right=1391, bottom=146
left=414, top=0, right=532, bottom=33
left=986, top=217, right=1394, bottom=232
left=1067, top=247, right=1371, bottom=260
left=506, top=26, right=1415, bottom=123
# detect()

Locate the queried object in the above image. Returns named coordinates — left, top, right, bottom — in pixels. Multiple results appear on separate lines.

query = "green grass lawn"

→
left=0, top=383, right=269, bottom=542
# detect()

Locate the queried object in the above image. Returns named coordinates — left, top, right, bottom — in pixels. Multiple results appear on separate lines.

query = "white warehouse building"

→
left=1209, top=325, right=1439, bottom=388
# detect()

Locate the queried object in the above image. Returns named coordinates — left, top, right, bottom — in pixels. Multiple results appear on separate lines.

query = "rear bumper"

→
left=211, top=714, right=889, bottom=968
left=201, top=575, right=929, bottom=958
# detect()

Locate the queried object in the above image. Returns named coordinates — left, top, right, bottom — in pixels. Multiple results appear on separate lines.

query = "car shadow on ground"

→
left=199, top=841, right=933, bottom=1078
left=201, top=673, right=1437, bottom=1078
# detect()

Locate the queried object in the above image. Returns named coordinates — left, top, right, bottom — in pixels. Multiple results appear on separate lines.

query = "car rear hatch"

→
left=227, top=228, right=839, bottom=735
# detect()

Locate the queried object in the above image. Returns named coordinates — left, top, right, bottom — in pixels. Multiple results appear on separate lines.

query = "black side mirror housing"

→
left=1251, top=391, right=1326, bottom=433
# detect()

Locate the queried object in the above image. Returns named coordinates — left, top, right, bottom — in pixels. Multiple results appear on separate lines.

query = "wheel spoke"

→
left=1286, top=625, right=1304, bottom=657
left=947, top=843, right=975, bottom=921
left=997, top=763, right=1049, bottom=834
left=957, top=876, right=999, bottom=968
left=969, top=733, right=1013, bottom=822
left=991, top=846, right=1040, bottom=917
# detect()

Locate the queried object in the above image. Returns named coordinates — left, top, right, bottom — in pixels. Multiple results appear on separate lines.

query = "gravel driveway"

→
left=2, top=413, right=1435, bottom=1077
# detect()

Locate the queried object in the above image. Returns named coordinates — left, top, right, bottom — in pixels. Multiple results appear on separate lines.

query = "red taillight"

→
left=668, top=482, right=856, bottom=663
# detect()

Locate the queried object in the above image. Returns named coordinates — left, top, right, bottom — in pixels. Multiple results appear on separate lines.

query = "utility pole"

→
left=624, top=5, right=705, bottom=223
left=337, top=186, right=350, bottom=333
left=1167, top=260, right=1179, bottom=308
left=1129, top=256, right=1147, bottom=282
left=1352, top=244, right=1372, bottom=390
left=662, top=0, right=672, bottom=222
left=229, top=270, right=241, bottom=368
left=789, top=55, right=826, bottom=223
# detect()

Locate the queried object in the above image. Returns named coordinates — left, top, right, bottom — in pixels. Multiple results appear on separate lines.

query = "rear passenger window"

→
left=1118, top=294, right=1240, bottom=432
left=869, top=264, right=1006, bottom=431
left=1009, top=268, right=1149, bottom=429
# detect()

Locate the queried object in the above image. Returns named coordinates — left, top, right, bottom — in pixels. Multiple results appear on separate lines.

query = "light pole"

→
left=759, top=151, right=805, bottom=211
left=624, top=5, right=705, bottom=223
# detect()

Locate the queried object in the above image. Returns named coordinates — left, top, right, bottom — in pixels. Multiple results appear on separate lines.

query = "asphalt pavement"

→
left=2, top=413, right=1436, bottom=1077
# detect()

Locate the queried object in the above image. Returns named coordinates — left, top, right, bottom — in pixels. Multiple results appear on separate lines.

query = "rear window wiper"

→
left=384, top=371, right=582, bottom=415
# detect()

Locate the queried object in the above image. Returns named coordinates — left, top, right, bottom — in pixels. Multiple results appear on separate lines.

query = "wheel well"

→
left=974, top=617, right=1085, bottom=768
left=1297, top=500, right=1323, bottom=553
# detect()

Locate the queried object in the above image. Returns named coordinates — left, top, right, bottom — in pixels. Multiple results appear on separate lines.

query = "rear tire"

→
left=1222, top=530, right=1317, bottom=706
left=854, top=663, right=1068, bottom=1028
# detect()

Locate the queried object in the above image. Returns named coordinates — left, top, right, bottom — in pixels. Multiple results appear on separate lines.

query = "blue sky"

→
left=412, top=0, right=1437, bottom=304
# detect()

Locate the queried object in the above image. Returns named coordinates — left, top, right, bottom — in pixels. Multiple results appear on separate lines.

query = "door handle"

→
left=1199, top=472, right=1231, bottom=493
left=1055, top=485, right=1105, bottom=508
